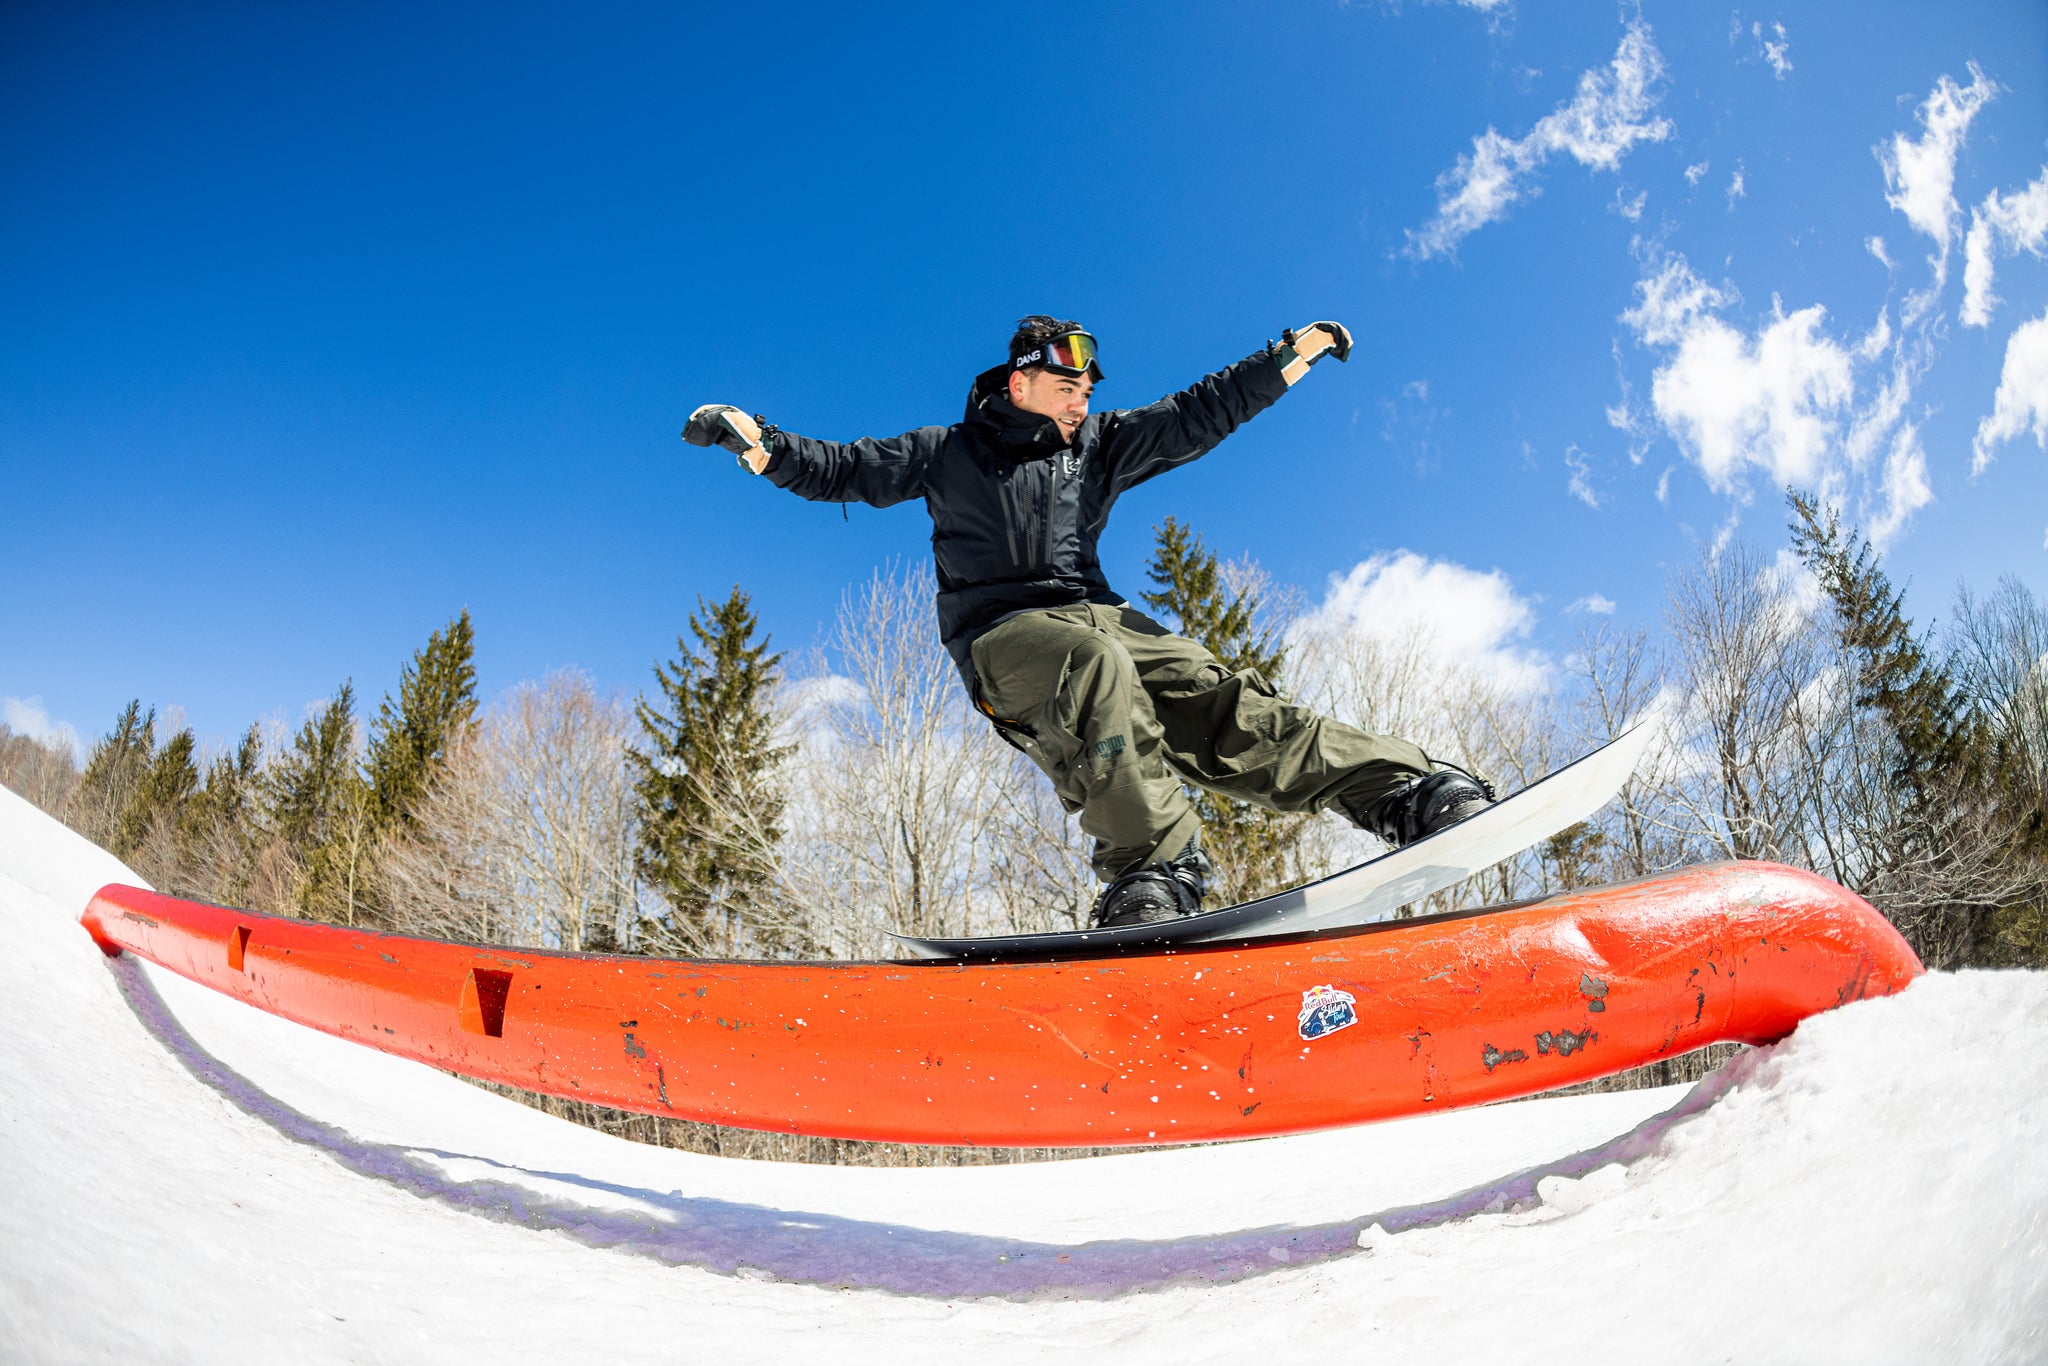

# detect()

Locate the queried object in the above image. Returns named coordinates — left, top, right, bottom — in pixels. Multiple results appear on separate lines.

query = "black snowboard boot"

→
left=1093, top=841, right=1213, bottom=928
left=1368, top=769, right=1496, bottom=848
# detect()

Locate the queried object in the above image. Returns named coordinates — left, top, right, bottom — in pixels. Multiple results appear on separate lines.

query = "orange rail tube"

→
left=80, top=861, right=1920, bottom=1147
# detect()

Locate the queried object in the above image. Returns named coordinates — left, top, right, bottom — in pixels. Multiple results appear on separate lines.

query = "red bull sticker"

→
left=1297, top=984, right=1358, bottom=1040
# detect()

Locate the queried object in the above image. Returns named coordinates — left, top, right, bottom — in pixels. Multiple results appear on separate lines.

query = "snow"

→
left=2, top=782, right=2044, bottom=1363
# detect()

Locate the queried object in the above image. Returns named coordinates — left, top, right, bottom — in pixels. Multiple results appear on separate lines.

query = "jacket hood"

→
left=965, top=362, right=1072, bottom=463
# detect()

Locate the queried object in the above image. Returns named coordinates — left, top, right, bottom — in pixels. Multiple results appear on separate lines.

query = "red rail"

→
left=81, top=862, right=1920, bottom=1147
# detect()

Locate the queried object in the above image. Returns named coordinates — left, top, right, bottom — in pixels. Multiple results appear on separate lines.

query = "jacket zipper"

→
left=1039, top=462, right=1057, bottom=568
left=1001, top=476, right=1023, bottom=568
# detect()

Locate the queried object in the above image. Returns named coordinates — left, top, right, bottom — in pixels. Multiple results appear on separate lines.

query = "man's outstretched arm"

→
left=1100, top=319, right=1353, bottom=494
left=682, top=404, right=940, bottom=508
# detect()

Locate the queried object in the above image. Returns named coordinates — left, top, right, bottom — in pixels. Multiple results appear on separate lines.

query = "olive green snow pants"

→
left=969, top=602, right=1431, bottom=882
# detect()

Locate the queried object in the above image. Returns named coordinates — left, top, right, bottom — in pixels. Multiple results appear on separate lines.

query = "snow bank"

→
left=1, top=784, right=2042, bottom=1363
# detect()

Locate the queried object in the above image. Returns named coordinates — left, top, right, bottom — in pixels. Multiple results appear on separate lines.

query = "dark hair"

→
left=1008, top=314, right=1087, bottom=369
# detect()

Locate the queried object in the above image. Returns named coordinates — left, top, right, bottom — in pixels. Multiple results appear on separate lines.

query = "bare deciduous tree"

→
left=0, top=725, right=79, bottom=814
left=382, top=671, right=640, bottom=953
left=771, top=563, right=1093, bottom=958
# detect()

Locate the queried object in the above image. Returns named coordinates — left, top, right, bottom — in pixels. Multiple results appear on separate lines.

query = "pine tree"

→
left=1142, top=518, right=1286, bottom=676
left=71, top=701, right=157, bottom=851
left=1784, top=490, right=2036, bottom=966
left=115, top=728, right=198, bottom=857
left=1788, top=491, right=1973, bottom=795
left=629, top=588, right=791, bottom=954
left=180, top=724, right=265, bottom=903
left=261, top=684, right=366, bottom=922
left=188, top=724, right=264, bottom=837
left=1140, top=518, right=1305, bottom=903
left=365, top=611, right=479, bottom=832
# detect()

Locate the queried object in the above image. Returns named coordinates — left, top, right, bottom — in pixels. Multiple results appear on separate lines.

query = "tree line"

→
left=4, top=493, right=2043, bottom=1157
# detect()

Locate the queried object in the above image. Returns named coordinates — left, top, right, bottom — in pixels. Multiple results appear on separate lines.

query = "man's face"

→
left=1008, top=367, right=1093, bottom=442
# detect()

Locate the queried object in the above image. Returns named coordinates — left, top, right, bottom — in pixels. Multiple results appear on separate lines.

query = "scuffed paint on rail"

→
left=80, top=861, right=1922, bottom=1148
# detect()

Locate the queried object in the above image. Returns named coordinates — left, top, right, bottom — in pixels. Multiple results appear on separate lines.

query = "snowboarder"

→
left=683, top=317, right=1494, bottom=927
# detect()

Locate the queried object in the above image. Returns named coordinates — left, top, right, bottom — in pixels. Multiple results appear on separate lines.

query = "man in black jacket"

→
left=684, top=316, right=1491, bottom=926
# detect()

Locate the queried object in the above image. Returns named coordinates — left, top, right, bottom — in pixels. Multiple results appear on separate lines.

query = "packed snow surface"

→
left=1, top=784, right=2043, bottom=1363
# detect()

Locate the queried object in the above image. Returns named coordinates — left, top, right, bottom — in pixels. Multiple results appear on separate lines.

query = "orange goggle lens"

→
left=1044, top=331, right=1099, bottom=375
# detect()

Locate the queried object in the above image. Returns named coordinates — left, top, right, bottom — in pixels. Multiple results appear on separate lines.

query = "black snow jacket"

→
left=762, top=345, right=1293, bottom=687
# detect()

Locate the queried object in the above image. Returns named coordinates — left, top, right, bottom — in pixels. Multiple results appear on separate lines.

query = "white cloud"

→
left=1617, top=251, right=1935, bottom=547
left=1726, top=164, right=1747, bottom=206
left=1565, top=444, right=1600, bottom=507
left=1, top=696, right=84, bottom=764
left=1750, top=21, right=1792, bottom=79
left=1685, top=160, right=1709, bottom=187
left=1406, top=21, right=1672, bottom=260
left=1619, top=253, right=1732, bottom=346
left=1961, top=166, right=2048, bottom=327
left=1621, top=254, right=1856, bottom=497
left=1877, top=63, right=1996, bottom=298
left=1291, top=552, right=1551, bottom=696
left=1865, top=422, right=1935, bottom=548
left=1622, top=61, right=2000, bottom=560
left=1569, top=593, right=1618, bottom=615
left=1973, top=307, right=2048, bottom=474
left=1612, top=186, right=1646, bottom=221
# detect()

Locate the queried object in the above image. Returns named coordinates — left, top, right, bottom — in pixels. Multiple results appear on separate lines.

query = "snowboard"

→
left=889, top=718, right=1659, bottom=961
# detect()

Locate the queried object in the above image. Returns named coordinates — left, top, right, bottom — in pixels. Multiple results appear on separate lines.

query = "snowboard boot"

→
left=1366, top=769, right=1496, bottom=848
left=1092, top=841, right=1213, bottom=928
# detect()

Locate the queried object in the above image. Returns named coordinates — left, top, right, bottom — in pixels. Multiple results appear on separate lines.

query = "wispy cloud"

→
left=1877, top=63, right=1997, bottom=309
left=1748, top=21, right=1792, bottom=80
left=1614, top=65, right=2011, bottom=550
left=1569, top=593, right=1618, bottom=615
left=1961, top=166, right=2048, bottom=328
left=1406, top=21, right=1672, bottom=260
left=1726, top=164, right=1748, bottom=208
left=1378, top=379, right=1442, bottom=473
left=1565, top=444, right=1600, bottom=507
left=1972, top=307, right=2048, bottom=475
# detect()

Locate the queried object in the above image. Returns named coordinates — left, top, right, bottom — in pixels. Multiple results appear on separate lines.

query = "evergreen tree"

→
left=1788, top=491, right=1973, bottom=794
left=115, top=728, right=198, bottom=857
left=1140, top=518, right=1304, bottom=903
left=1142, top=518, right=1286, bottom=676
left=365, top=611, right=479, bottom=831
left=71, top=701, right=157, bottom=851
left=1785, top=490, right=2045, bottom=966
left=189, top=724, right=264, bottom=835
left=629, top=588, right=791, bottom=954
left=180, top=724, right=265, bottom=902
left=262, top=684, right=366, bottom=921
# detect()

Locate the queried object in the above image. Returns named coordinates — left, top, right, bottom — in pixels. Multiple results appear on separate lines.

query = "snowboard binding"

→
left=1093, top=841, right=1213, bottom=928
left=1369, top=767, right=1497, bottom=849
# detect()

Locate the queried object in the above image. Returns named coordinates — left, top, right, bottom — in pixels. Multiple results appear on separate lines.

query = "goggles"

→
left=1012, top=329, right=1104, bottom=381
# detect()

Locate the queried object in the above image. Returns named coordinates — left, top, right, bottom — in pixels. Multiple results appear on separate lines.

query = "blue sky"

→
left=4, top=0, right=2046, bottom=757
